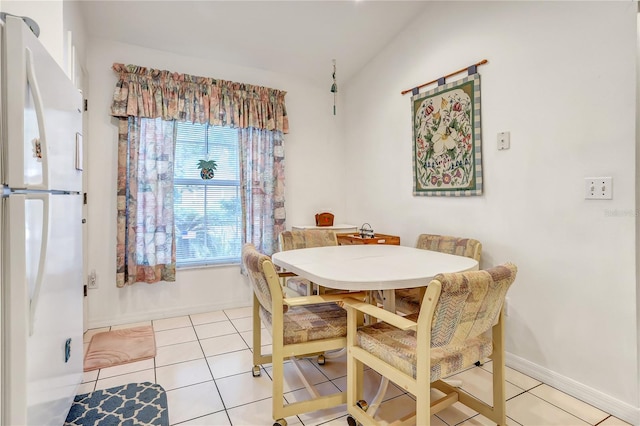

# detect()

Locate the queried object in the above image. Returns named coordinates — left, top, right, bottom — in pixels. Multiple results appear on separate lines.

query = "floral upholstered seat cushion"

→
left=286, top=277, right=313, bottom=296
left=416, top=234, right=482, bottom=261
left=260, top=303, right=347, bottom=345
left=356, top=313, right=492, bottom=381
left=381, top=234, right=483, bottom=315
left=374, top=288, right=422, bottom=314
left=285, top=277, right=345, bottom=296
left=279, top=230, right=340, bottom=296
left=243, top=244, right=283, bottom=314
left=279, top=230, right=338, bottom=250
left=358, top=264, right=516, bottom=382
left=395, top=288, right=421, bottom=313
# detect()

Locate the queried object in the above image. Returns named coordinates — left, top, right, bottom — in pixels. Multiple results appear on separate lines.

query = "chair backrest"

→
left=279, top=230, right=338, bottom=251
left=420, top=263, right=517, bottom=348
left=242, top=243, right=285, bottom=315
left=416, top=234, right=482, bottom=262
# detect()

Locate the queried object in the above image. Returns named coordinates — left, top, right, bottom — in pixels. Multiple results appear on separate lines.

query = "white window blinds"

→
left=174, top=122, right=241, bottom=266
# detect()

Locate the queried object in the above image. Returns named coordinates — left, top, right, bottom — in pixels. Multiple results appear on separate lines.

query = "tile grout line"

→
left=189, top=312, right=234, bottom=426
left=523, top=391, right=605, bottom=426
left=84, top=310, right=627, bottom=426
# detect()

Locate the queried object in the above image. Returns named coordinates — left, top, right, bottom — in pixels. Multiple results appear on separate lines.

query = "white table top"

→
left=291, top=224, right=358, bottom=232
left=271, top=245, right=478, bottom=291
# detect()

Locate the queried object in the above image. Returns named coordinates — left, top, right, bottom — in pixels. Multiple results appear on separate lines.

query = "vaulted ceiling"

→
left=78, top=1, right=429, bottom=87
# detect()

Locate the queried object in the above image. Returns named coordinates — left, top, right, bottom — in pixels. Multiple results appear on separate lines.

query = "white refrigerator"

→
left=1, top=15, right=84, bottom=426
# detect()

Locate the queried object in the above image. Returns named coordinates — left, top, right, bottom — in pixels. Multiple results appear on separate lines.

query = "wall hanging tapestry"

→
left=411, top=73, right=482, bottom=196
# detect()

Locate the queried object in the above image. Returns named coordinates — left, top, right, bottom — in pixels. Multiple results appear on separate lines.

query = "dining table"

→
left=271, top=244, right=479, bottom=415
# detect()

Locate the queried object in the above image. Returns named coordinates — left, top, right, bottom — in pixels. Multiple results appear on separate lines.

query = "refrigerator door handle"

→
left=24, top=47, right=49, bottom=190
left=27, top=193, right=49, bottom=336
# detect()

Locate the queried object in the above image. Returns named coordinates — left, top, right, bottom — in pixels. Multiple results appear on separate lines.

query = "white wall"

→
left=1, top=0, right=64, bottom=68
left=85, top=38, right=345, bottom=328
left=343, top=1, right=638, bottom=421
left=1, top=0, right=85, bottom=85
left=63, top=0, right=87, bottom=87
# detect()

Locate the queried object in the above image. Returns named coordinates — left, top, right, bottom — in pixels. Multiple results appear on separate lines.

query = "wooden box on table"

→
left=336, top=233, right=400, bottom=246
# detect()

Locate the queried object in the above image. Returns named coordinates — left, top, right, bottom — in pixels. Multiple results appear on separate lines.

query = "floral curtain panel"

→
left=111, top=64, right=289, bottom=134
left=116, top=117, right=176, bottom=287
left=111, top=63, right=288, bottom=286
left=239, top=128, right=286, bottom=255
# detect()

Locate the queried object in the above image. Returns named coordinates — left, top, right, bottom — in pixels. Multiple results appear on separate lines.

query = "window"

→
left=174, top=122, right=242, bottom=266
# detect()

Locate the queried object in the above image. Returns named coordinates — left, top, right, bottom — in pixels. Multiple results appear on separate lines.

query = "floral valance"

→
left=110, top=63, right=289, bottom=134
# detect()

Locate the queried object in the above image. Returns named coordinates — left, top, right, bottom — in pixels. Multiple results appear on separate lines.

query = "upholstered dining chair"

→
left=278, top=229, right=339, bottom=296
left=343, top=263, right=517, bottom=426
left=383, top=234, right=482, bottom=315
left=242, top=244, right=365, bottom=426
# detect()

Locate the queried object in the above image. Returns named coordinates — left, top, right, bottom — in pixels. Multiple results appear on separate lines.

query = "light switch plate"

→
left=584, top=177, right=612, bottom=200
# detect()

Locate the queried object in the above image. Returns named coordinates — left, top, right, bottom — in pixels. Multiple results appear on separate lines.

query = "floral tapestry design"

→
left=412, top=73, right=482, bottom=196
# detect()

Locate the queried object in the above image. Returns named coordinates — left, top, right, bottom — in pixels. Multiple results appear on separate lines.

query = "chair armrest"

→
left=283, top=292, right=368, bottom=307
left=340, top=297, right=417, bottom=331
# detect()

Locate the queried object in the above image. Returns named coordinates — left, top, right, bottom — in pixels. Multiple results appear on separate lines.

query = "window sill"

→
left=177, top=261, right=241, bottom=271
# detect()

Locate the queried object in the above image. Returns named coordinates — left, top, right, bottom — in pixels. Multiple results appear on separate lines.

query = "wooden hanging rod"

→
left=401, top=59, right=488, bottom=96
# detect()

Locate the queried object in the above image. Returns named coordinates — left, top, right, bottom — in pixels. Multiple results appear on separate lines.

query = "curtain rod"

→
left=401, top=59, right=488, bottom=96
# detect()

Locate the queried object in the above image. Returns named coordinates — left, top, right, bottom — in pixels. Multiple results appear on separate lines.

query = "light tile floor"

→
left=81, top=307, right=632, bottom=426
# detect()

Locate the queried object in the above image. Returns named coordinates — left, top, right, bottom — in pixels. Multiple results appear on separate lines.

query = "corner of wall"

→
left=635, top=8, right=640, bottom=412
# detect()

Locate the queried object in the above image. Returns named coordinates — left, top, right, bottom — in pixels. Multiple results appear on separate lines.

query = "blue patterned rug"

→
left=65, top=382, right=169, bottom=426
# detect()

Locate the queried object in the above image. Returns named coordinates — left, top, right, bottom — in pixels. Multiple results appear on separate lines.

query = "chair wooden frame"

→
left=344, top=266, right=514, bottom=426
left=244, top=244, right=365, bottom=425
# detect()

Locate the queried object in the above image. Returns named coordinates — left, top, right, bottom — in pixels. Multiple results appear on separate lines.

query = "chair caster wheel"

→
left=273, top=419, right=287, bottom=426
left=252, top=366, right=261, bottom=377
left=317, top=354, right=326, bottom=365
left=346, top=415, right=358, bottom=426
left=356, top=399, right=369, bottom=411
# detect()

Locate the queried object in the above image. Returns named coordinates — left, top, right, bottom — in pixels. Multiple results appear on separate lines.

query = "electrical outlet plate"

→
left=88, top=270, right=98, bottom=289
left=584, top=177, right=612, bottom=200
left=497, top=131, right=510, bottom=150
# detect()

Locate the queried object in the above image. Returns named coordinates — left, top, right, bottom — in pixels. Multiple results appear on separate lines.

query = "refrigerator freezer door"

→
left=4, top=16, right=82, bottom=192
left=3, top=193, right=83, bottom=425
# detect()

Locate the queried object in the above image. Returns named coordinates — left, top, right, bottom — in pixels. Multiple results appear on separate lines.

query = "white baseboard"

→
left=87, top=297, right=252, bottom=329
left=506, top=352, right=640, bottom=425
